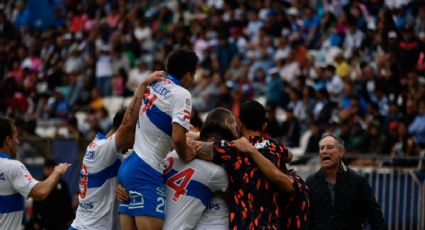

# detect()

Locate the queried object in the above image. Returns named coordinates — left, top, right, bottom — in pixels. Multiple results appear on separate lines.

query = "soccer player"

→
left=116, top=107, right=237, bottom=230
left=0, top=117, right=70, bottom=229
left=162, top=122, right=234, bottom=230
left=70, top=71, right=165, bottom=230
left=118, top=49, right=199, bottom=230
left=194, top=100, right=293, bottom=229
left=231, top=136, right=310, bottom=229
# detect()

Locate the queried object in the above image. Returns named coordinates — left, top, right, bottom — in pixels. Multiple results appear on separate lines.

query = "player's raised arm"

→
left=114, top=71, right=166, bottom=152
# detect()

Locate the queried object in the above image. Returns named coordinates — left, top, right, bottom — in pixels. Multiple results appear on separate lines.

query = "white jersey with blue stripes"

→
left=161, top=151, right=228, bottom=230
left=195, top=194, right=229, bottom=230
left=0, top=152, right=39, bottom=230
left=71, top=133, right=121, bottom=230
left=133, top=75, right=191, bottom=172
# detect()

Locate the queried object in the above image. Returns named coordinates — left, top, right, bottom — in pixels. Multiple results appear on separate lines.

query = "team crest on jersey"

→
left=0, top=172, right=4, bottom=181
left=85, top=151, right=96, bottom=160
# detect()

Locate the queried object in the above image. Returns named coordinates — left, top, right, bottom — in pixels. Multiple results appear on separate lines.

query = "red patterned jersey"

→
left=213, top=136, right=287, bottom=229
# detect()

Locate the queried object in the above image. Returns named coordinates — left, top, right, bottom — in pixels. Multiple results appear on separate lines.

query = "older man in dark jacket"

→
left=306, top=133, right=385, bottom=230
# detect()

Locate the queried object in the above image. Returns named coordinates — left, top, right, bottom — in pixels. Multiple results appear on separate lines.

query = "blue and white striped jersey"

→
left=71, top=133, right=121, bottom=230
left=133, top=75, right=192, bottom=173
left=0, top=152, right=39, bottom=230
left=161, top=151, right=228, bottom=230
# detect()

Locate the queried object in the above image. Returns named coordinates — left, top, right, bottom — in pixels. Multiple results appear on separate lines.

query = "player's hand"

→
left=186, top=138, right=200, bottom=161
left=231, top=137, right=256, bottom=155
left=187, top=130, right=200, bottom=140
left=54, top=163, right=71, bottom=175
left=116, top=184, right=129, bottom=202
left=141, top=71, right=166, bottom=86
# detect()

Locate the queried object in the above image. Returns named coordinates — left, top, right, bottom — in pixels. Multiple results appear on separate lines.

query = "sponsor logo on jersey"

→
left=79, top=202, right=94, bottom=212
left=0, top=172, right=4, bottom=181
left=207, top=203, right=221, bottom=211
left=156, top=186, right=166, bottom=197
left=254, top=140, right=271, bottom=150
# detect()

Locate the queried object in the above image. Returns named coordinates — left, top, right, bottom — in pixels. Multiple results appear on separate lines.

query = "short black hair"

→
left=44, top=159, right=56, bottom=167
left=166, top=48, right=199, bottom=80
left=0, top=117, right=14, bottom=148
left=205, top=107, right=235, bottom=126
left=112, top=109, right=126, bottom=130
left=239, top=100, right=266, bottom=131
left=200, top=122, right=235, bottom=141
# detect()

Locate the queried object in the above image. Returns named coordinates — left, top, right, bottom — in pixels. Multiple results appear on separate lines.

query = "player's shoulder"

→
left=3, top=158, right=24, bottom=169
left=1, top=158, right=27, bottom=175
left=84, top=134, right=115, bottom=160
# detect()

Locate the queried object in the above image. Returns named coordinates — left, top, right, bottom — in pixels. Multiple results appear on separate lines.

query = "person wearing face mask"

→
left=306, top=133, right=385, bottom=230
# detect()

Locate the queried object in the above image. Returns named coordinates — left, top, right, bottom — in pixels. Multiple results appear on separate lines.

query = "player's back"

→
left=133, top=77, right=191, bottom=172
left=161, top=151, right=228, bottom=230
left=71, top=133, right=121, bottom=230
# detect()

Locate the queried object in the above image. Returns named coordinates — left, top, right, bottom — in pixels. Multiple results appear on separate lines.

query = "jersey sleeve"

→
left=212, top=140, right=238, bottom=171
left=8, top=161, right=39, bottom=198
left=171, top=89, right=192, bottom=131
left=207, top=166, right=228, bottom=192
left=97, top=135, right=120, bottom=165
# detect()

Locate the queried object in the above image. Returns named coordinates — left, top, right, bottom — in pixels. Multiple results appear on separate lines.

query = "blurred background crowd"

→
left=0, top=0, right=424, bottom=167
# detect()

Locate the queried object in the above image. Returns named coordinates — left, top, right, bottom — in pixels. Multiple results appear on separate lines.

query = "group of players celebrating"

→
left=0, top=48, right=308, bottom=230
left=72, top=48, right=309, bottom=230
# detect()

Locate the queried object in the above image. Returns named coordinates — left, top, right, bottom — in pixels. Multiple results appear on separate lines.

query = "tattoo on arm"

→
left=129, top=96, right=139, bottom=114
left=197, top=142, right=214, bottom=161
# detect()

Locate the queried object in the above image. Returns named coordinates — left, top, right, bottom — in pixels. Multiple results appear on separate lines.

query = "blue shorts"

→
left=117, top=152, right=166, bottom=219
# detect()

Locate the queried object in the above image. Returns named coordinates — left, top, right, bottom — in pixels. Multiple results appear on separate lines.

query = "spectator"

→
left=306, top=133, right=386, bottom=229
left=48, top=89, right=69, bottom=119
left=409, top=100, right=425, bottom=149
left=282, top=106, right=301, bottom=147
left=29, top=159, right=74, bottom=230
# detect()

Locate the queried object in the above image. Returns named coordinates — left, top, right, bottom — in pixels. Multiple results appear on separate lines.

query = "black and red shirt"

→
left=280, top=169, right=310, bottom=230
left=213, top=136, right=288, bottom=229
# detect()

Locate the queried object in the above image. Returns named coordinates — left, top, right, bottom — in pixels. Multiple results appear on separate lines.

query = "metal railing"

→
left=291, top=153, right=425, bottom=230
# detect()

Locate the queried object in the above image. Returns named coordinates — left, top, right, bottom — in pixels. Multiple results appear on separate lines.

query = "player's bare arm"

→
left=194, top=141, right=214, bottom=161
left=30, top=163, right=71, bottom=200
left=232, top=137, right=293, bottom=193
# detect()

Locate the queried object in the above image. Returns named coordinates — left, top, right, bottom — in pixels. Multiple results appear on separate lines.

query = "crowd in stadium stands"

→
left=0, top=0, right=424, bottom=165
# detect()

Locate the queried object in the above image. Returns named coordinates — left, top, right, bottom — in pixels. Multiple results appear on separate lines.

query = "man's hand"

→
left=141, top=71, right=166, bottom=86
left=116, top=184, right=129, bottom=202
left=187, top=130, right=200, bottom=140
left=185, top=138, right=200, bottom=162
left=54, top=163, right=71, bottom=175
left=231, top=137, right=256, bottom=155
